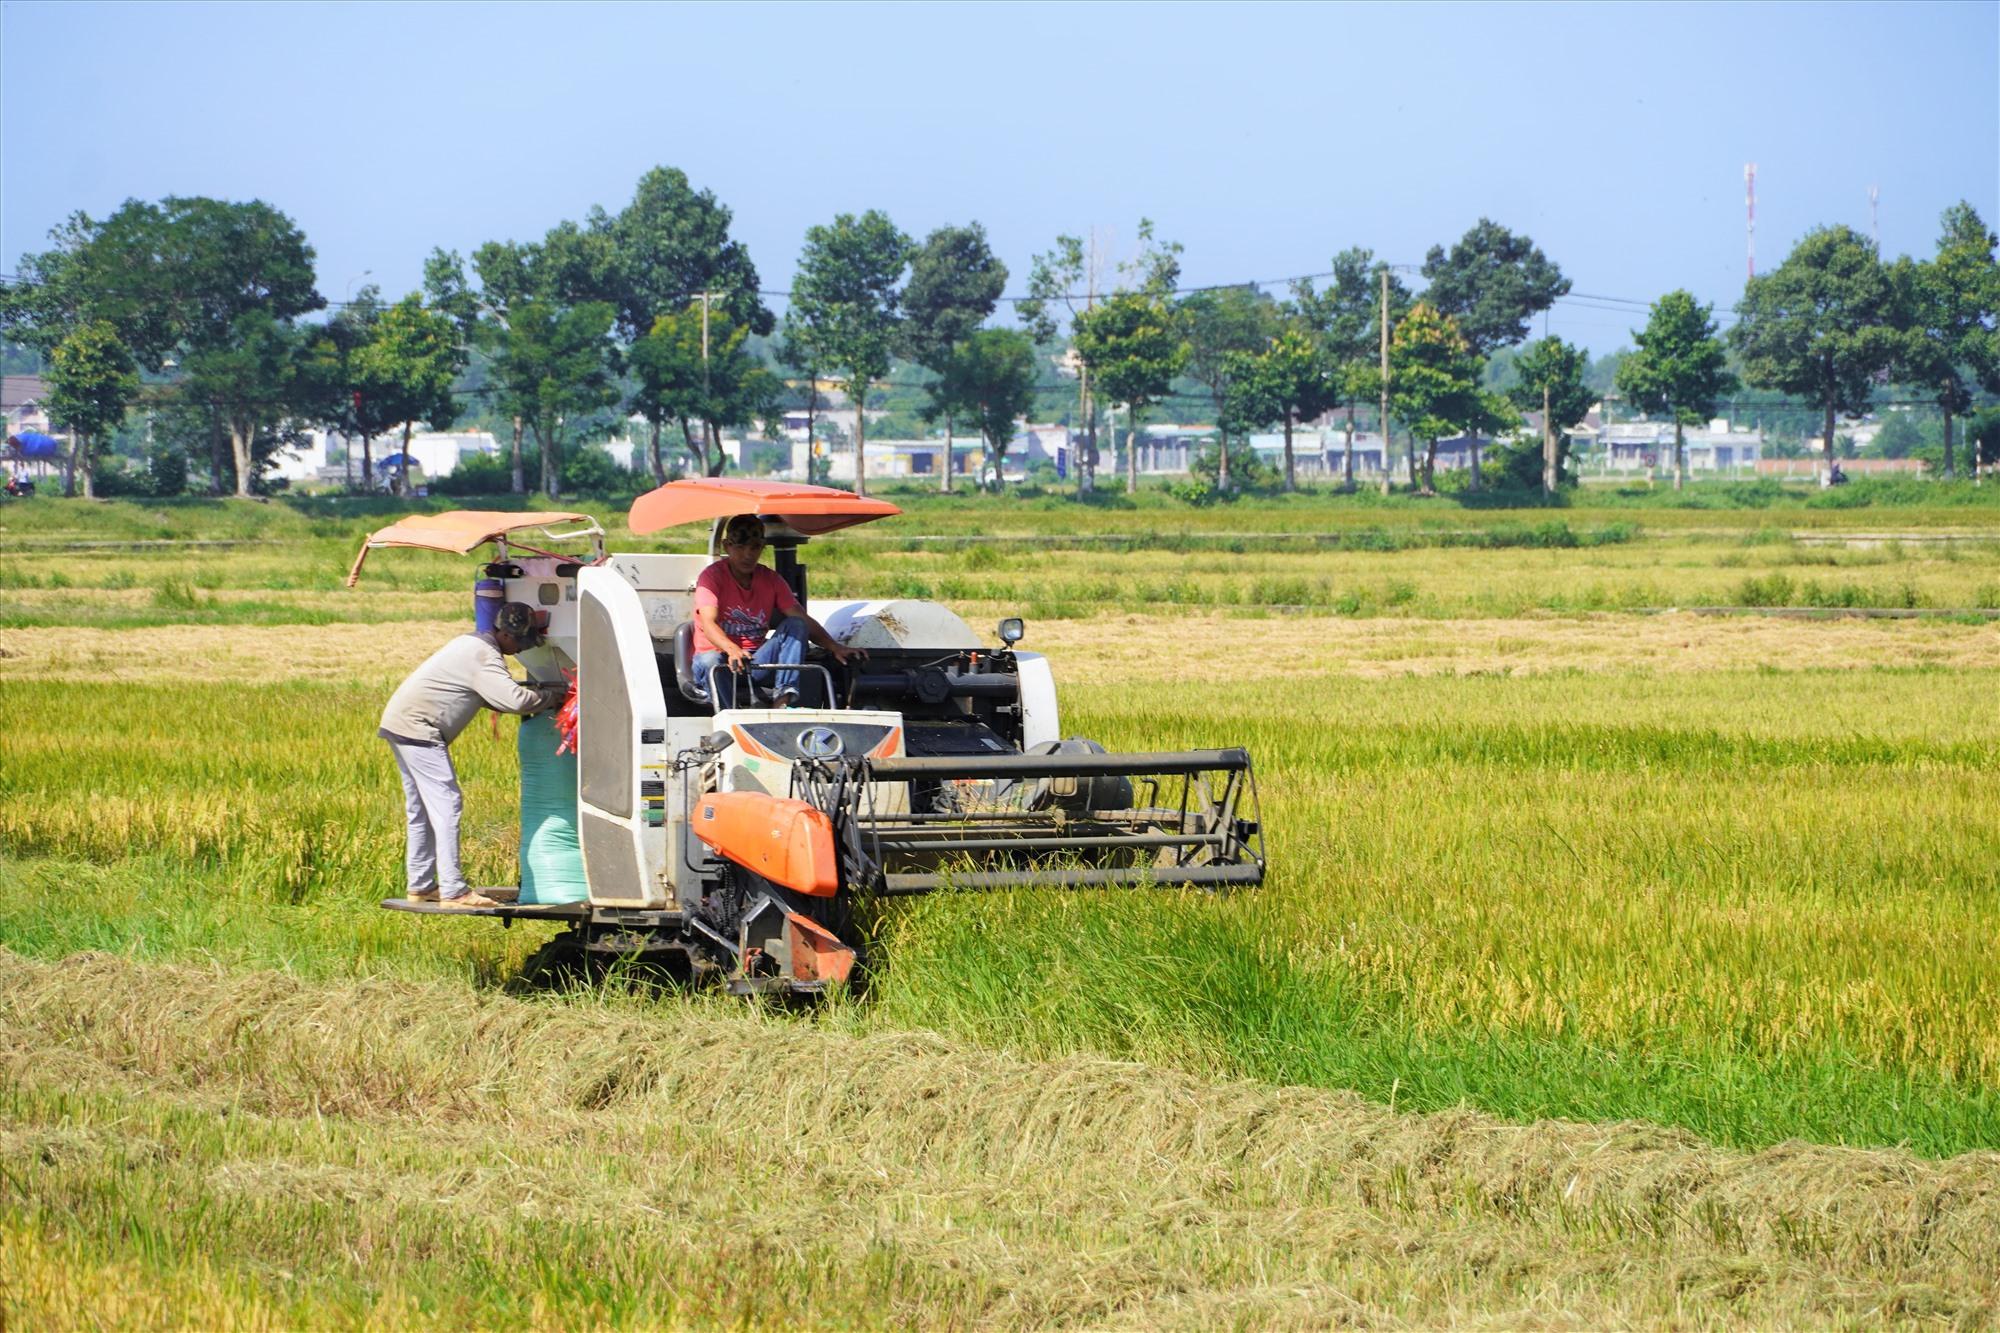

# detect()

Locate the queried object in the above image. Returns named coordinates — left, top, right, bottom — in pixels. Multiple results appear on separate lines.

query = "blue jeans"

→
left=693, top=615, right=808, bottom=709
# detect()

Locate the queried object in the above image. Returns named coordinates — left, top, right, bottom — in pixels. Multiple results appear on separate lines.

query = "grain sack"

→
left=518, top=712, right=586, bottom=903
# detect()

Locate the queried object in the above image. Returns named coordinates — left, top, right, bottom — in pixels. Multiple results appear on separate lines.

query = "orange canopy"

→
left=627, top=478, right=900, bottom=537
left=345, top=510, right=601, bottom=586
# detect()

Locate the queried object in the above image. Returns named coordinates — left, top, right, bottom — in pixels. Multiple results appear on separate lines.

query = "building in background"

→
left=274, top=428, right=501, bottom=484
left=2, top=375, right=51, bottom=437
left=1587, top=419, right=1764, bottom=475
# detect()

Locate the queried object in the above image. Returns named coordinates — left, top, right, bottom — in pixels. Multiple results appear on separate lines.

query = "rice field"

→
left=3, top=486, right=1998, bottom=1328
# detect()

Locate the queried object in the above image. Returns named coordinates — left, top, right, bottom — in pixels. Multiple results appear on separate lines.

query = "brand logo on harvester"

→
left=796, top=726, right=843, bottom=758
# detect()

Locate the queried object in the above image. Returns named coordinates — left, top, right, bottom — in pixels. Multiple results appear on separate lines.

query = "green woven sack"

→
left=517, top=713, right=587, bottom=904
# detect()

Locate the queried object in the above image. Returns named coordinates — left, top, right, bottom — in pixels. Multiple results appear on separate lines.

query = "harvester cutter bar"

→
left=866, top=831, right=1233, bottom=854
left=862, top=748, right=1252, bottom=781
left=880, top=863, right=1262, bottom=895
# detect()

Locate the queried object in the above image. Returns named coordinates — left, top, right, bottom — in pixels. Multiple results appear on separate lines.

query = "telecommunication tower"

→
left=1745, top=164, right=1757, bottom=280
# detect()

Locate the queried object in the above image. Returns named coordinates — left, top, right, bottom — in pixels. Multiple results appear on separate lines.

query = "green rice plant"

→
left=150, top=577, right=206, bottom=610
left=5, top=663, right=1997, bottom=1156
left=1736, top=572, right=1797, bottom=606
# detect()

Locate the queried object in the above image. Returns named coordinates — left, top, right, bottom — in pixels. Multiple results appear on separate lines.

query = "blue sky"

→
left=3, top=0, right=1994, bottom=354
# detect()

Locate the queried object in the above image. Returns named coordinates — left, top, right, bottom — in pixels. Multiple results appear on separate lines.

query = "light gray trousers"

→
left=387, top=739, right=468, bottom=899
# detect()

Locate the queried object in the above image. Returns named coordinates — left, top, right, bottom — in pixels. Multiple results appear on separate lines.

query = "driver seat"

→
left=674, top=620, right=777, bottom=710
left=672, top=621, right=712, bottom=705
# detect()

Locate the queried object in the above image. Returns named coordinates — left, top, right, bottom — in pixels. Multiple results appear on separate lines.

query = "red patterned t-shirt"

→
left=692, top=562, right=802, bottom=652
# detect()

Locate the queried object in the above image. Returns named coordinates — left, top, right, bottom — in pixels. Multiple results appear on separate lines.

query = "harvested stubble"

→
left=14, top=610, right=2000, bottom=687
left=3, top=949, right=1998, bottom=1330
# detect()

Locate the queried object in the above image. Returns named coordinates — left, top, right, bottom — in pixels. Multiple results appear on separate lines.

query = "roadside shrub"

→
left=1163, top=476, right=1225, bottom=507
left=89, top=463, right=151, bottom=498
left=560, top=446, right=642, bottom=496
left=147, top=446, right=189, bottom=498
left=1190, top=438, right=1271, bottom=494
left=433, top=451, right=517, bottom=496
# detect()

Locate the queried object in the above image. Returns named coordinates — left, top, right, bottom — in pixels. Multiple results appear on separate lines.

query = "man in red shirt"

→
left=692, top=514, right=862, bottom=708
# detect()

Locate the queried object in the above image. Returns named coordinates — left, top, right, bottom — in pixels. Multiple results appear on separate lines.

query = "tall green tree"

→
left=1390, top=303, right=1502, bottom=494
left=357, top=295, right=467, bottom=495
left=1019, top=234, right=1101, bottom=492
left=181, top=310, right=313, bottom=496
left=630, top=307, right=779, bottom=477
left=1180, top=284, right=1278, bottom=492
left=1073, top=291, right=1187, bottom=494
left=2, top=197, right=323, bottom=496
left=901, top=223, right=1006, bottom=493
left=1614, top=291, right=1737, bottom=490
left=1119, top=218, right=1184, bottom=298
left=774, top=320, right=829, bottom=478
left=295, top=286, right=403, bottom=489
left=938, top=329, right=1037, bottom=489
left=45, top=320, right=138, bottom=498
left=1420, top=219, right=1571, bottom=357
left=790, top=211, right=911, bottom=496
left=1896, top=202, right=2000, bottom=479
left=1729, top=225, right=1900, bottom=487
left=433, top=244, right=537, bottom=492
left=1420, top=220, right=1569, bottom=490
left=628, top=311, right=705, bottom=481
left=1, top=205, right=176, bottom=368
left=161, top=198, right=323, bottom=494
left=452, top=232, right=621, bottom=496
left=487, top=298, right=618, bottom=499
left=1293, top=248, right=1411, bottom=488
left=1505, top=336, right=1594, bottom=494
left=602, top=166, right=772, bottom=344
left=1222, top=325, right=1335, bottom=490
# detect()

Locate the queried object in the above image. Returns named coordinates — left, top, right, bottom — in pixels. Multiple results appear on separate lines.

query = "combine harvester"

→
left=354, top=479, right=1263, bottom=995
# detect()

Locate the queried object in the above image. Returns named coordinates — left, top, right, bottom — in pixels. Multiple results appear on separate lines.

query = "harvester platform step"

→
left=381, top=889, right=590, bottom=921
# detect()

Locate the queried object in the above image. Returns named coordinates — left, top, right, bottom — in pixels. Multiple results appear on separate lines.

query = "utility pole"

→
left=694, top=291, right=721, bottom=475
left=1745, top=164, right=1757, bottom=280
left=1082, top=229, right=1097, bottom=496
left=1869, top=184, right=1880, bottom=249
left=1378, top=266, right=1391, bottom=496
left=1603, top=390, right=1618, bottom=481
left=1542, top=381, right=1556, bottom=498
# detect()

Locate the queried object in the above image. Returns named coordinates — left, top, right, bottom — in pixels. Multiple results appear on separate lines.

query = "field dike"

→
left=3, top=950, right=1997, bottom=1328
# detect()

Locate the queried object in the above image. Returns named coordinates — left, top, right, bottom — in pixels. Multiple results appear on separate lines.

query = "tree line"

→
left=3, top=166, right=1995, bottom=500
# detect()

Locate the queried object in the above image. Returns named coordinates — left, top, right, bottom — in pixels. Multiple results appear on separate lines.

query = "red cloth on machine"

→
left=554, top=668, right=579, bottom=756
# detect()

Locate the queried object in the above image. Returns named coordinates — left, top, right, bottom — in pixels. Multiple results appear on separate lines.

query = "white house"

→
left=278, top=428, right=502, bottom=483
left=1590, top=419, right=1763, bottom=475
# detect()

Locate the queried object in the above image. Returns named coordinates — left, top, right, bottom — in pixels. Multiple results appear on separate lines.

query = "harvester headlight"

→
left=997, top=617, right=1025, bottom=646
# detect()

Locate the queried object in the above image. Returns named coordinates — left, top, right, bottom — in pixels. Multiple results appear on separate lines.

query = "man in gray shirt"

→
left=379, top=602, right=562, bottom=908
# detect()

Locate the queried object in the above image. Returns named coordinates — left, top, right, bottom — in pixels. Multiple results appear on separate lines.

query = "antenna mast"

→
left=1745, top=163, right=1757, bottom=280
left=1869, top=184, right=1880, bottom=248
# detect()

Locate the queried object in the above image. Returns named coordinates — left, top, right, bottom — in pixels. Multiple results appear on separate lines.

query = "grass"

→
left=3, top=488, right=1999, bottom=1325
